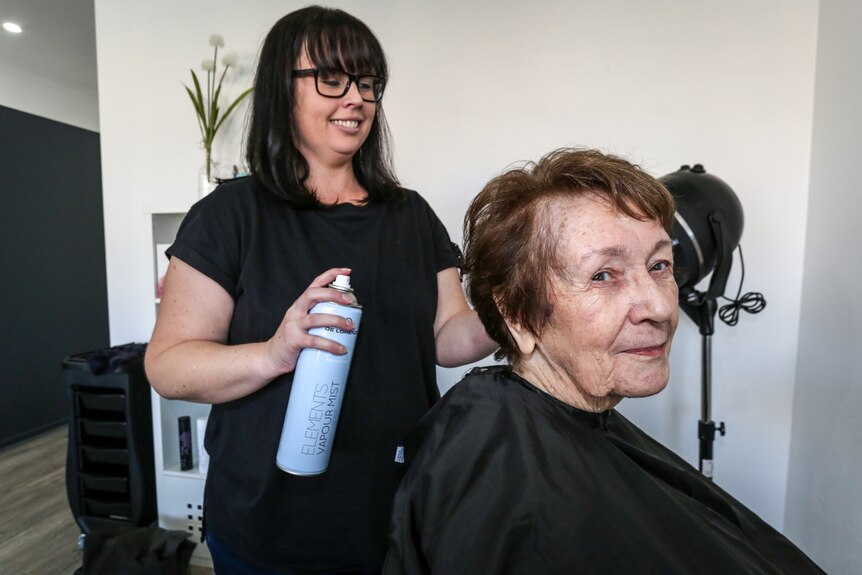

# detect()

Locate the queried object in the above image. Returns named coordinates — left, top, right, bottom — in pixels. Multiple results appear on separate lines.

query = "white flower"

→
left=185, top=35, right=253, bottom=182
left=221, top=53, right=238, bottom=67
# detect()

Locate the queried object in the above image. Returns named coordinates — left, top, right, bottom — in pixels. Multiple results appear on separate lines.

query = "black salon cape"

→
left=384, top=366, right=823, bottom=575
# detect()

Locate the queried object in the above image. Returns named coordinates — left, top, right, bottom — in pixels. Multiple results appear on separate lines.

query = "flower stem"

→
left=205, top=146, right=212, bottom=181
left=210, top=44, right=218, bottom=141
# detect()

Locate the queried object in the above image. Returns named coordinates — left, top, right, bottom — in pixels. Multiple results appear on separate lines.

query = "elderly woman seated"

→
left=383, top=148, right=823, bottom=574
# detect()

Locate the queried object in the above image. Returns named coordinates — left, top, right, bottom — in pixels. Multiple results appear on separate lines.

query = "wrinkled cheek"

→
left=576, top=353, right=617, bottom=398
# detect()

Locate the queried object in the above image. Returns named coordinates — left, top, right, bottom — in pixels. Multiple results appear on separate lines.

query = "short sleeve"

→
left=166, top=184, right=248, bottom=299
left=412, top=192, right=459, bottom=274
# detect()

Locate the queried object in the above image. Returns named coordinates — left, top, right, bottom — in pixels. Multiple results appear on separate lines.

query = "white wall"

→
left=0, top=0, right=99, bottom=130
left=785, top=1, right=862, bottom=573
left=95, top=0, right=819, bottom=531
left=0, top=61, right=99, bottom=131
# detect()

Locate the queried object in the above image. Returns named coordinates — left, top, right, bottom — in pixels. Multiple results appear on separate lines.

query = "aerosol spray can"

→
left=276, top=274, right=362, bottom=476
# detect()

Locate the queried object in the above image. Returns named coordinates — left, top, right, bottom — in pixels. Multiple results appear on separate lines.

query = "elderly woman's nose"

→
left=628, top=274, right=676, bottom=322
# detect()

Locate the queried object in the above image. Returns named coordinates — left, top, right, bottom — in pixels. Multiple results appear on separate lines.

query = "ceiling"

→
left=0, top=0, right=98, bottom=96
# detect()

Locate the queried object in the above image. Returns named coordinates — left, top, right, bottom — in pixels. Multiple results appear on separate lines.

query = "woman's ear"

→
left=505, top=319, right=537, bottom=357
left=494, top=292, right=538, bottom=357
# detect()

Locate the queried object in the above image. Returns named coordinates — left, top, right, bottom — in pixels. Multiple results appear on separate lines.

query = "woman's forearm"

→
left=145, top=339, right=282, bottom=404
left=435, top=309, right=498, bottom=367
left=146, top=259, right=355, bottom=404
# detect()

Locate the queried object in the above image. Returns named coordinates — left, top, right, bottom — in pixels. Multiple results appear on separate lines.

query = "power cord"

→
left=718, top=244, right=766, bottom=326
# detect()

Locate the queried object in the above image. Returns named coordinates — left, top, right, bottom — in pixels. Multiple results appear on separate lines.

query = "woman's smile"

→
left=330, top=120, right=361, bottom=130
left=622, top=344, right=668, bottom=358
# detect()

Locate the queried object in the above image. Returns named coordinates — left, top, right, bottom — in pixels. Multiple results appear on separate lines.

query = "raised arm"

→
left=145, top=257, right=356, bottom=404
left=433, top=267, right=498, bottom=367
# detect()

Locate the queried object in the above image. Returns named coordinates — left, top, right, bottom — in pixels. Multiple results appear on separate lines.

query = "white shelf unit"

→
left=145, top=205, right=213, bottom=568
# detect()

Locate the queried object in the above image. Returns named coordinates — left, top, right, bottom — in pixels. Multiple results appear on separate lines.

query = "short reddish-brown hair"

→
left=463, top=148, right=675, bottom=365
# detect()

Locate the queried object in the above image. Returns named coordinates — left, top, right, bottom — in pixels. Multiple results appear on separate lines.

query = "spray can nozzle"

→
left=332, top=274, right=352, bottom=291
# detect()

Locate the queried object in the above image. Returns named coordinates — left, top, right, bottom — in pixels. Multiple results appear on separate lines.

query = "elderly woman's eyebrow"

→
left=581, top=239, right=671, bottom=262
left=582, top=246, right=628, bottom=261
left=651, top=239, right=672, bottom=256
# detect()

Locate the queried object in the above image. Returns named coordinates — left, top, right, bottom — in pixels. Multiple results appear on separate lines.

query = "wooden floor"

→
left=0, top=426, right=212, bottom=574
left=0, top=426, right=83, bottom=574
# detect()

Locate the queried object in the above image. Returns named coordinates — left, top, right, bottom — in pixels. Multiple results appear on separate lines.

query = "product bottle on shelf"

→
left=178, top=416, right=193, bottom=471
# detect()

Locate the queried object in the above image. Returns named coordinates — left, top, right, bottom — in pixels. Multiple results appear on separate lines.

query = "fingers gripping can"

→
left=276, top=274, right=362, bottom=476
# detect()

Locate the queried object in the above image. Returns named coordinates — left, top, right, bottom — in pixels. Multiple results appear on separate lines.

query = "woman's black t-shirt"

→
left=167, top=177, right=458, bottom=571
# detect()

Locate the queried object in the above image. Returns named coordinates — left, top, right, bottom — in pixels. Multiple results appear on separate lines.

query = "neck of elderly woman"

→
left=514, top=358, right=622, bottom=413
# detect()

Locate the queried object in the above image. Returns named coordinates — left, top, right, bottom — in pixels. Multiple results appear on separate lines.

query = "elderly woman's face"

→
left=517, top=193, right=679, bottom=411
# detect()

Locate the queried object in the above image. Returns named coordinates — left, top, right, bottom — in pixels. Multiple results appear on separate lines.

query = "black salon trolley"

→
left=63, top=347, right=157, bottom=537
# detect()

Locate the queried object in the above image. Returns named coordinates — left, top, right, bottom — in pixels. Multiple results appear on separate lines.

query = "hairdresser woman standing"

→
left=145, top=7, right=495, bottom=574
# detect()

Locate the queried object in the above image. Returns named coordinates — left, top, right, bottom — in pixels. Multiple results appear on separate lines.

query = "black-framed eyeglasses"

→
left=291, top=68, right=386, bottom=102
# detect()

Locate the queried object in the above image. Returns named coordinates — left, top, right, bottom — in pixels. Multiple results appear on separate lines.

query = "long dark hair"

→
left=245, top=6, right=401, bottom=206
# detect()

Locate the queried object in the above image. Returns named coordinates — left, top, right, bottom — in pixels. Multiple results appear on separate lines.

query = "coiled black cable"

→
left=718, top=244, right=766, bottom=326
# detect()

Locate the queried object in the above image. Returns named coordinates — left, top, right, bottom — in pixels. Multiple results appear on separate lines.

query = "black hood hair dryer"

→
left=659, top=164, right=757, bottom=481
left=662, top=164, right=744, bottom=336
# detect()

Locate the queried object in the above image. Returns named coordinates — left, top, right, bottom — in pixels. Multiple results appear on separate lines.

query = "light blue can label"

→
left=276, top=300, right=362, bottom=476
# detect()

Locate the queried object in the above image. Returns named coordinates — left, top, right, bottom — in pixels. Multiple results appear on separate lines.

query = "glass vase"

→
left=198, top=159, right=219, bottom=199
